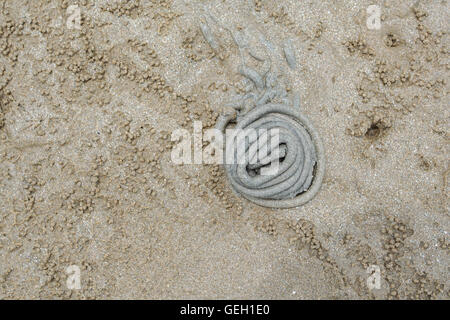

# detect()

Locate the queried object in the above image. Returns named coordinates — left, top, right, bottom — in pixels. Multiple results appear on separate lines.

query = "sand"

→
left=0, top=0, right=448, bottom=299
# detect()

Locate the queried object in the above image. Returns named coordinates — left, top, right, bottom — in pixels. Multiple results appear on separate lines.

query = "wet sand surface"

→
left=0, top=0, right=448, bottom=299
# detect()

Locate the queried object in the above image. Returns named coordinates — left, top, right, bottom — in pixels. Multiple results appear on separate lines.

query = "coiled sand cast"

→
left=201, top=15, right=325, bottom=209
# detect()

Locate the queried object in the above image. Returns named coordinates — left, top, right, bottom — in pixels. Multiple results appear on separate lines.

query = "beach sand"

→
left=0, top=0, right=448, bottom=299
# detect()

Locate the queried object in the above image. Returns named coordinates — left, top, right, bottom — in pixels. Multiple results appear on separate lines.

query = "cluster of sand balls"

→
left=206, top=165, right=243, bottom=212
left=344, top=39, right=375, bottom=56
left=254, top=0, right=263, bottom=12
left=0, top=17, right=25, bottom=64
left=381, top=215, right=412, bottom=271
left=101, top=0, right=140, bottom=17
left=289, top=220, right=333, bottom=264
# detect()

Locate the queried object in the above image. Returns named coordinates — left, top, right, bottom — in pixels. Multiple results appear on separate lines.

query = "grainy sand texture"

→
left=0, top=0, right=449, bottom=299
